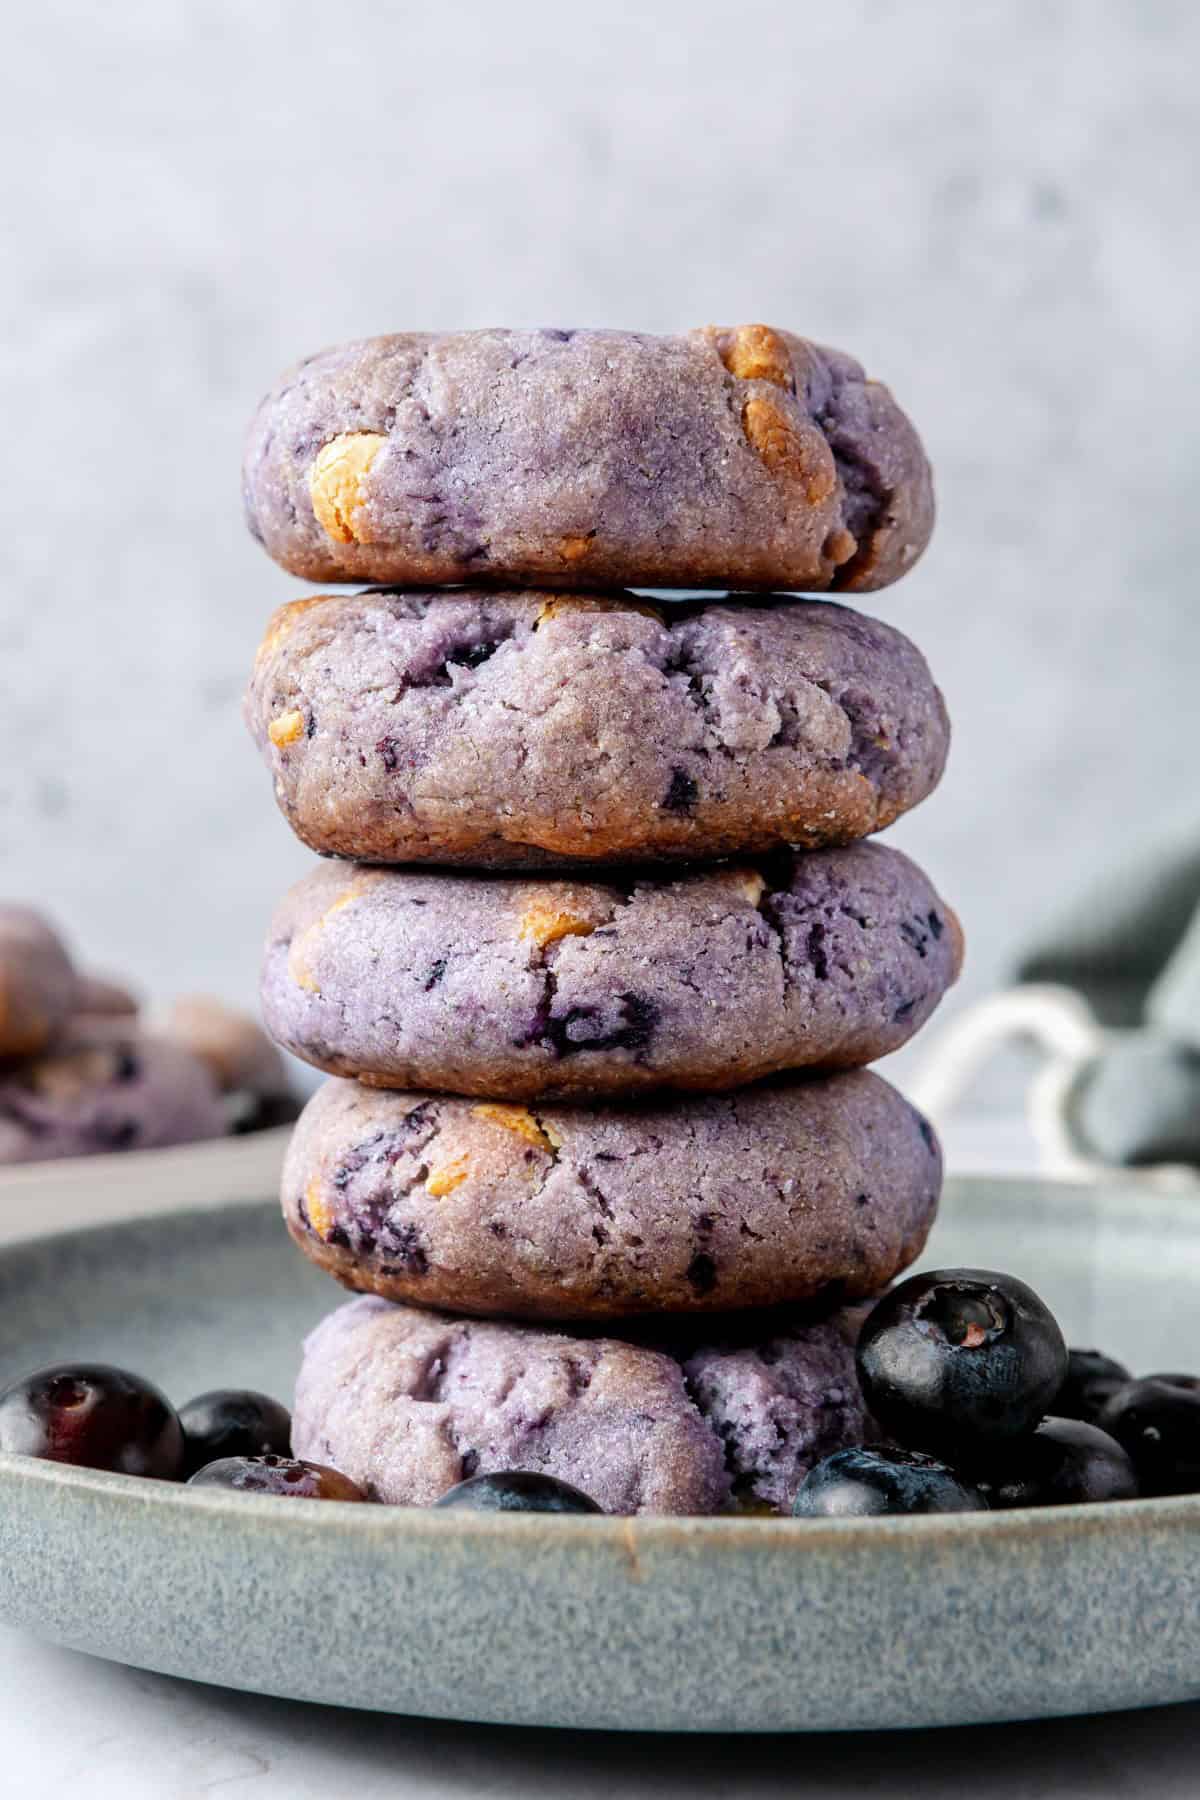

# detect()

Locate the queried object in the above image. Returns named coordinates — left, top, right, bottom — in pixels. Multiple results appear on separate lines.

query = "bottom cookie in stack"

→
left=280, top=1068, right=942, bottom=1513
left=292, top=1295, right=871, bottom=1516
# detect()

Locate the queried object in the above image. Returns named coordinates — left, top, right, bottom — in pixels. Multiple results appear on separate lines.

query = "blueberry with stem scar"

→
left=187, top=1454, right=365, bottom=1500
left=0, top=1363, right=183, bottom=1479
left=856, top=1268, right=1068, bottom=1457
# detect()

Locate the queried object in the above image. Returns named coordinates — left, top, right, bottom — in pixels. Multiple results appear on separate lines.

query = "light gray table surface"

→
left=4, top=1622, right=1199, bottom=1799
left=3, top=1117, right=1198, bottom=1797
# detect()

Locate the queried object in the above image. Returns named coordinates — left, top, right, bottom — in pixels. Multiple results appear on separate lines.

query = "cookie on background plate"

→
left=263, top=843, right=962, bottom=1099
left=0, top=1018, right=227, bottom=1164
left=243, top=326, right=933, bottom=593
left=246, top=590, right=949, bottom=868
left=293, top=1293, right=869, bottom=1515
left=0, top=907, right=80, bottom=1056
left=282, top=1069, right=941, bottom=1321
left=162, top=996, right=299, bottom=1132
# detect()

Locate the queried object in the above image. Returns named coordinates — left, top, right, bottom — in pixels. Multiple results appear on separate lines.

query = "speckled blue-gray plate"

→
left=0, top=1174, right=1196, bottom=1732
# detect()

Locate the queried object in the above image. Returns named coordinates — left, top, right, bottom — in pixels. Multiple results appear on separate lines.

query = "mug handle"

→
left=909, top=986, right=1200, bottom=1189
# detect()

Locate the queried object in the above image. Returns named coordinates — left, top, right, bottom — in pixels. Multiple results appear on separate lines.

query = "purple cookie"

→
left=262, top=843, right=963, bottom=1100
left=246, top=590, right=949, bottom=868
left=161, top=996, right=299, bottom=1132
left=292, top=1294, right=868, bottom=1514
left=282, top=1070, right=941, bottom=1320
left=242, top=325, right=933, bottom=593
left=0, top=907, right=79, bottom=1056
left=0, top=1018, right=228, bottom=1164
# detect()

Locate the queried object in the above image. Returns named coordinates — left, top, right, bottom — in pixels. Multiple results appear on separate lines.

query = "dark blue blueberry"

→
left=178, top=1389, right=292, bottom=1479
left=1098, top=1374, right=1200, bottom=1496
left=792, top=1446, right=988, bottom=1517
left=969, top=1416, right=1138, bottom=1508
left=857, top=1268, right=1068, bottom=1456
left=1055, top=1348, right=1133, bottom=1425
left=433, top=1470, right=601, bottom=1513
left=188, top=1454, right=365, bottom=1500
left=0, top=1363, right=183, bottom=1479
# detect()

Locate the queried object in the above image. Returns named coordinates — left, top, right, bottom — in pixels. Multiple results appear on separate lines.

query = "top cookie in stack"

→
left=242, top=325, right=955, bottom=1514
left=242, top=325, right=933, bottom=593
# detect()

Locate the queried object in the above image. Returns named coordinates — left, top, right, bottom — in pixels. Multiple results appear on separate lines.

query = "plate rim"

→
left=1, top=1446, right=1198, bottom=1546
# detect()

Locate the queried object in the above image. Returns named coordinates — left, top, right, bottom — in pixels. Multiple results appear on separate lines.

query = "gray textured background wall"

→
left=2, top=0, right=1197, bottom=1059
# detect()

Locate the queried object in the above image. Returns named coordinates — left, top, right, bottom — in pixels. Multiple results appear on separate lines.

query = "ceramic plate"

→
left=0, top=1173, right=1197, bottom=1733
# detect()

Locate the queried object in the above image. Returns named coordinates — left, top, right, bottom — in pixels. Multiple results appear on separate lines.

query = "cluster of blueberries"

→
left=0, top=1267, right=1195, bottom=1517
left=796, top=1267, right=1198, bottom=1516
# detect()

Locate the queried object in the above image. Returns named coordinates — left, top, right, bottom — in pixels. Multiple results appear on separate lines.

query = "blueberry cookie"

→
left=0, top=908, right=79, bottom=1056
left=0, top=1019, right=227, bottom=1164
left=162, top=996, right=298, bottom=1131
left=262, top=843, right=962, bottom=1100
left=243, top=326, right=932, bottom=593
left=282, top=1070, right=941, bottom=1320
left=77, top=974, right=138, bottom=1017
left=246, top=591, right=949, bottom=868
left=293, top=1293, right=868, bottom=1513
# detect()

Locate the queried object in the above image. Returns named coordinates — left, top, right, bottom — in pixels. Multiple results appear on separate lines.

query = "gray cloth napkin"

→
left=1016, top=840, right=1200, bottom=1165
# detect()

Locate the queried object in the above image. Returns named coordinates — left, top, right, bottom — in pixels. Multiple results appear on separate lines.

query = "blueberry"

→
left=433, top=1471, right=601, bottom=1513
left=970, top=1417, right=1139, bottom=1508
left=1055, top=1348, right=1133, bottom=1425
left=187, top=1453, right=365, bottom=1500
left=0, top=1363, right=183, bottom=1479
left=857, top=1268, right=1068, bottom=1456
left=178, top=1389, right=292, bottom=1479
left=1098, top=1375, right=1200, bottom=1496
left=792, top=1446, right=988, bottom=1517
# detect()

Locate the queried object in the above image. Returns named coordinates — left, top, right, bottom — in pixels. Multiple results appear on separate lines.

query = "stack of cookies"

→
left=241, top=325, right=959, bottom=1515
